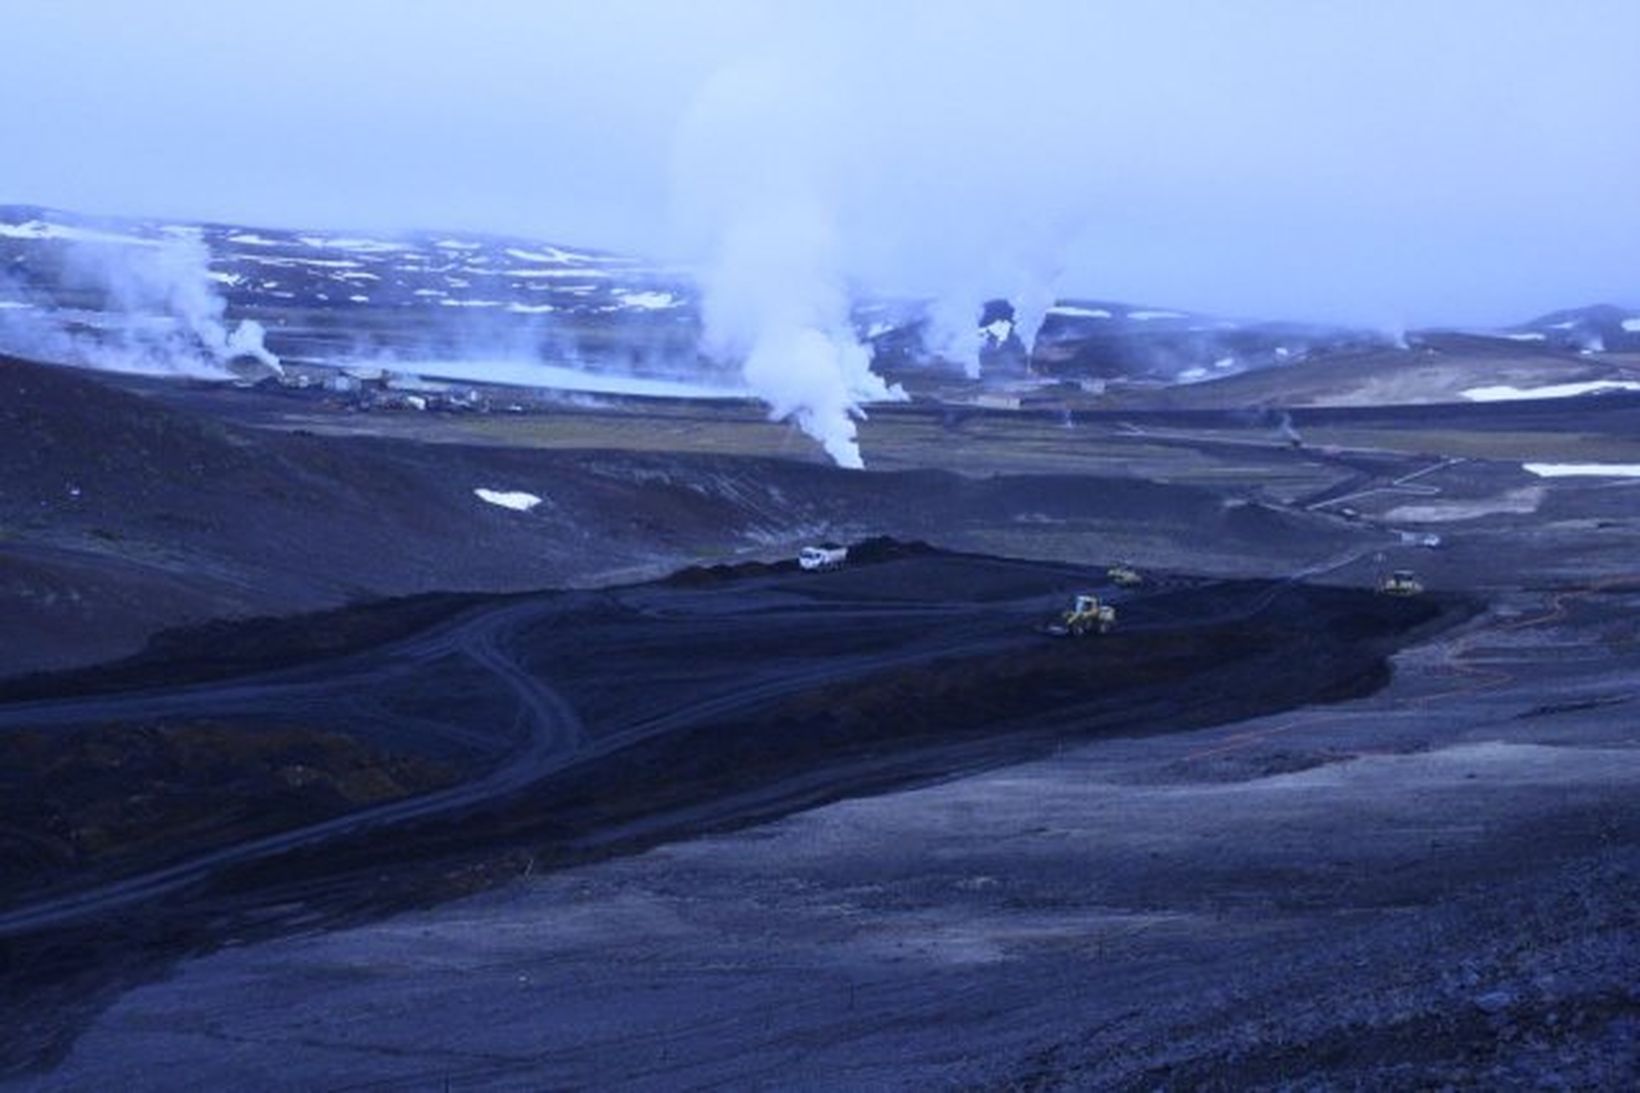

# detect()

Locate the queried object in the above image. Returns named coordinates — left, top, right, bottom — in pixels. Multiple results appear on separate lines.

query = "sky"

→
left=3, top=0, right=1637, bottom=327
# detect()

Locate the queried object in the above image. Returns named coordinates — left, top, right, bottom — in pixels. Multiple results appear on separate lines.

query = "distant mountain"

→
left=858, top=297, right=1397, bottom=386
left=1512, top=304, right=1640, bottom=353
left=0, top=205, right=699, bottom=375
left=1, top=205, right=1632, bottom=392
left=1030, top=300, right=1394, bottom=383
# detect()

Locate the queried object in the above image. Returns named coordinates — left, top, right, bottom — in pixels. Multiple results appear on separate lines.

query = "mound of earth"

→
left=0, top=356, right=1361, bottom=679
left=0, top=721, right=457, bottom=903
left=0, top=549, right=1456, bottom=913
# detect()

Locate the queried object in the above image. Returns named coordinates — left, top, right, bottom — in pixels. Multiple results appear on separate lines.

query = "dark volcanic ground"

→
left=1, top=353, right=1637, bottom=1088
left=0, top=545, right=1454, bottom=1075
left=1, top=353, right=1371, bottom=678
left=16, top=556, right=1633, bottom=1092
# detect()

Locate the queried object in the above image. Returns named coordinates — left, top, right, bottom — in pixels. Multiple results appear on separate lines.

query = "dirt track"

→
left=17, top=566, right=1634, bottom=1092
left=0, top=545, right=1453, bottom=1075
left=4, top=358, right=1638, bottom=1087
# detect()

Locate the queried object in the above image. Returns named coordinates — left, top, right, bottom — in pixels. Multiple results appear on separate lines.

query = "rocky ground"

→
left=20, top=568, right=1636, bottom=1090
left=1, top=354, right=1636, bottom=1088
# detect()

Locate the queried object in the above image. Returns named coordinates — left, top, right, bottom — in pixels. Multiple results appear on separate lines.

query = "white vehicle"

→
left=798, top=544, right=848, bottom=571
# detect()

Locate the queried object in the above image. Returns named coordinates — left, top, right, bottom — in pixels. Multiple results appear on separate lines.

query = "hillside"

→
left=6, top=205, right=1636, bottom=396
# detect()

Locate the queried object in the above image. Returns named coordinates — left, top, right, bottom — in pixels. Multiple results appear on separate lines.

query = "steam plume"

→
left=1277, top=411, right=1303, bottom=446
left=924, top=296, right=985, bottom=378
left=671, top=57, right=903, bottom=469
left=0, top=234, right=279, bottom=377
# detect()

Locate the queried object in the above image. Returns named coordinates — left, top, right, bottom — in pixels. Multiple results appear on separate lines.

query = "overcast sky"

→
left=3, top=0, right=1636, bottom=326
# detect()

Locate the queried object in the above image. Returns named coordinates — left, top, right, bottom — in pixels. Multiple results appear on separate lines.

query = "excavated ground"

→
left=2, top=356, right=1637, bottom=1088
left=0, top=355, right=1372, bottom=679
left=0, top=545, right=1458, bottom=1076
left=18, top=558, right=1632, bottom=1092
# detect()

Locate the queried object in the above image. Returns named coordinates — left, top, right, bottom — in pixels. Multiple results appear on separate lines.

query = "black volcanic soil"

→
left=0, top=720, right=457, bottom=900
left=0, top=591, right=496, bottom=704
left=7, top=353, right=1636, bottom=1088
left=234, top=567, right=1451, bottom=884
left=0, top=548, right=1458, bottom=1076
left=1, top=354, right=1366, bottom=678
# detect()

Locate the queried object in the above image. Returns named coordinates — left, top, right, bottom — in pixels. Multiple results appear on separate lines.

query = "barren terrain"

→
left=1, top=349, right=1636, bottom=1088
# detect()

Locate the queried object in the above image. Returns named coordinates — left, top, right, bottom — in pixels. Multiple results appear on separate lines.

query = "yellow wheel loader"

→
left=1378, top=569, right=1424, bottom=597
left=1041, top=592, right=1116, bottom=637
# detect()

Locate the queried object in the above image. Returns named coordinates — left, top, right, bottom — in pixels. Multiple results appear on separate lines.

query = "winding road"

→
left=0, top=599, right=581, bottom=937
left=0, top=550, right=1407, bottom=938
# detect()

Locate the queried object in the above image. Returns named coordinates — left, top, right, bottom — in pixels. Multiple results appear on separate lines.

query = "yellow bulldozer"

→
left=1042, top=592, right=1117, bottom=637
left=1378, top=569, right=1424, bottom=597
left=1106, top=562, right=1144, bottom=588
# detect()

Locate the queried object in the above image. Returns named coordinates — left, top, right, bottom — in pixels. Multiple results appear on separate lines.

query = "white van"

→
left=798, top=544, right=848, bottom=571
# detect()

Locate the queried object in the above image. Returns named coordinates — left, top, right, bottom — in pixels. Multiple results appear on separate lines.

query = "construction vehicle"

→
left=1378, top=569, right=1424, bottom=597
left=1041, top=592, right=1116, bottom=637
left=1106, top=562, right=1144, bottom=588
left=798, top=543, right=848, bottom=571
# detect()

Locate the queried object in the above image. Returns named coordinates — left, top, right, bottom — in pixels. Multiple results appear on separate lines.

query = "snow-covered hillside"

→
left=0, top=206, right=691, bottom=322
left=1511, top=304, right=1640, bottom=354
left=0, top=204, right=724, bottom=393
left=1, top=205, right=1634, bottom=395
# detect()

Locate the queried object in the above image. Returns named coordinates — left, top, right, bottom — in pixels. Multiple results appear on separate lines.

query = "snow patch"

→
left=298, top=235, right=409, bottom=254
left=1622, top=318, right=1640, bottom=333
left=505, top=246, right=573, bottom=265
left=505, top=244, right=604, bottom=264
left=1502, top=332, right=1546, bottom=342
left=1048, top=305, right=1112, bottom=319
left=225, top=232, right=283, bottom=247
left=474, top=488, right=543, bottom=512
left=0, top=220, right=158, bottom=246
left=1523, top=463, right=1640, bottom=479
left=1127, top=309, right=1187, bottom=321
left=238, top=255, right=362, bottom=269
left=506, top=267, right=611, bottom=280
left=1461, top=381, right=1640, bottom=402
left=617, top=290, right=680, bottom=310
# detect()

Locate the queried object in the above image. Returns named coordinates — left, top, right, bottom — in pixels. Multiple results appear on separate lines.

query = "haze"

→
left=4, top=0, right=1636, bottom=327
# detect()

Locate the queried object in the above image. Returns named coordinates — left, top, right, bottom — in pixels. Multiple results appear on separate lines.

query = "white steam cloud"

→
left=671, top=57, right=904, bottom=469
left=0, top=234, right=280, bottom=378
left=700, top=199, right=899, bottom=467
left=924, top=296, right=985, bottom=379
left=666, top=38, right=1087, bottom=400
